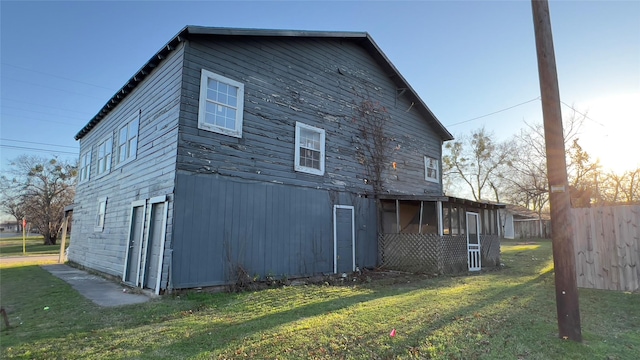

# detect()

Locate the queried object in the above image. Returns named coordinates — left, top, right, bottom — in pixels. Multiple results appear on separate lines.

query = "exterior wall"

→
left=168, top=37, right=446, bottom=288
left=68, top=43, right=185, bottom=288
left=171, top=171, right=377, bottom=288
left=177, top=36, right=444, bottom=196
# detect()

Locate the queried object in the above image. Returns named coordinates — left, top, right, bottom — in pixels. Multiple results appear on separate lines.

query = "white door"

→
left=333, top=205, right=355, bottom=274
left=466, top=212, right=481, bottom=271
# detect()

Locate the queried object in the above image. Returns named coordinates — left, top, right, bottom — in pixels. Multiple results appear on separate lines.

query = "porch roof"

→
left=376, top=194, right=504, bottom=210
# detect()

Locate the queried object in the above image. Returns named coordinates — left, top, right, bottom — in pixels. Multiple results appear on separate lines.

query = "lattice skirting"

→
left=378, top=234, right=501, bottom=274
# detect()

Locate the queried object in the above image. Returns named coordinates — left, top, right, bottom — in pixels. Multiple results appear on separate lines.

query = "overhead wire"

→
left=0, top=144, right=78, bottom=155
left=2, top=62, right=116, bottom=91
left=445, top=97, right=541, bottom=127
left=1, top=97, right=94, bottom=115
left=0, top=138, right=77, bottom=149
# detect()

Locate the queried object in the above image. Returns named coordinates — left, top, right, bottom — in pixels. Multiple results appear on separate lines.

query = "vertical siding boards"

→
left=68, top=43, right=185, bottom=284
left=171, top=172, right=377, bottom=288
left=177, top=36, right=443, bottom=196
left=572, top=205, right=640, bottom=291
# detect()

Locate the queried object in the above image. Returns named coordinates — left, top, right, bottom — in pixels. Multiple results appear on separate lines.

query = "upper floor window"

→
left=294, top=122, right=325, bottom=176
left=79, top=150, right=91, bottom=183
left=425, top=156, right=439, bottom=183
left=96, top=137, right=112, bottom=176
left=197, top=69, right=244, bottom=138
left=117, top=115, right=139, bottom=166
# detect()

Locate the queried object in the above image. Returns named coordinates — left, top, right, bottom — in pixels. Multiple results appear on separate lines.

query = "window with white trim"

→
left=294, top=122, right=325, bottom=175
left=116, top=115, right=139, bottom=166
left=94, top=196, right=107, bottom=232
left=197, top=69, right=245, bottom=138
left=96, top=137, right=112, bottom=176
left=79, top=150, right=91, bottom=183
left=424, top=156, right=439, bottom=183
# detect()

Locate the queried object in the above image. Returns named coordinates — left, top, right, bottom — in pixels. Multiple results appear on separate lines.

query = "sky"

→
left=1, top=0, right=639, bottom=180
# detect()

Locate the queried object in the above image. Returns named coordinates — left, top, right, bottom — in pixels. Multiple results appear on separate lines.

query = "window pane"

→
left=207, top=89, right=218, bottom=101
left=129, top=120, right=138, bottom=137
left=207, top=78, right=218, bottom=91
left=119, top=144, right=127, bottom=162
left=119, top=127, right=128, bottom=145
left=225, top=117, right=235, bottom=130
left=300, top=148, right=321, bottom=170
left=128, top=137, right=137, bottom=158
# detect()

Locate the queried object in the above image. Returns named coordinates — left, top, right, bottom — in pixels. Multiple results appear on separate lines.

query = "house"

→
left=68, top=26, right=501, bottom=294
left=500, top=204, right=551, bottom=239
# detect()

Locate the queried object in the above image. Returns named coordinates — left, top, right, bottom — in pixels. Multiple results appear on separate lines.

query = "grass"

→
left=0, top=236, right=69, bottom=257
left=1, top=239, right=638, bottom=359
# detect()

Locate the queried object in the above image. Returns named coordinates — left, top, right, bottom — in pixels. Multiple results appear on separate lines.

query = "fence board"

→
left=572, top=205, right=640, bottom=291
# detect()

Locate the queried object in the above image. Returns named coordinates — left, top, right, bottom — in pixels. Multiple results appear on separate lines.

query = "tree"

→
left=442, top=127, right=515, bottom=202
left=566, top=139, right=600, bottom=207
left=0, top=155, right=77, bottom=245
left=598, top=168, right=640, bottom=204
left=0, top=195, right=26, bottom=232
left=502, top=108, right=590, bottom=211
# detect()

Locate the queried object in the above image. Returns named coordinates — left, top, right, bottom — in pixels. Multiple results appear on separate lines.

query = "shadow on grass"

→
left=139, top=269, right=558, bottom=358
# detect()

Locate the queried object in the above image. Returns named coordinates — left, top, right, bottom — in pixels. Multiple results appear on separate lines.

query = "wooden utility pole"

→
left=531, top=0, right=582, bottom=341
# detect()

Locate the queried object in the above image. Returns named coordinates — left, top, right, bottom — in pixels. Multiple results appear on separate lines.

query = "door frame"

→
left=333, top=205, right=355, bottom=274
left=140, top=195, right=168, bottom=294
left=122, top=199, right=147, bottom=284
left=466, top=211, right=481, bottom=271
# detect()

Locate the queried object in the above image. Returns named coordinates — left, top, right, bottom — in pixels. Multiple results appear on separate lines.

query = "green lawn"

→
left=0, top=236, right=69, bottom=257
left=1, top=240, right=638, bottom=359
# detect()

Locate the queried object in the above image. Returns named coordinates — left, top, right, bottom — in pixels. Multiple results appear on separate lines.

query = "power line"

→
left=0, top=144, right=78, bottom=155
left=0, top=113, right=81, bottom=127
left=445, top=97, right=541, bottom=127
left=2, top=62, right=116, bottom=91
left=560, top=101, right=606, bottom=128
left=0, top=138, right=78, bottom=149
left=1, top=97, right=93, bottom=115
left=0, top=76, right=108, bottom=100
left=2, top=105, right=89, bottom=121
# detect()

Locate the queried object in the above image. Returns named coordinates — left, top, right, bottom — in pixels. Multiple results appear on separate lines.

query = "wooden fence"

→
left=572, top=205, right=640, bottom=291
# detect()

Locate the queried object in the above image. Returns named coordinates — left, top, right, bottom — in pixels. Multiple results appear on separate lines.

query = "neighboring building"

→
left=68, top=26, right=501, bottom=294
left=500, top=204, right=551, bottom=239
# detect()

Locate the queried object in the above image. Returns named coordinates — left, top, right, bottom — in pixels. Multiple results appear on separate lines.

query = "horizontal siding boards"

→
left=177, top=36, right=443, bottom=197
left=68, top=43, right=185, bottom=284
left=171, top=171, right=377, bottom=288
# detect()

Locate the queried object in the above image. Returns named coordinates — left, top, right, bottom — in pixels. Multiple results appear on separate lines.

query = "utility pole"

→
left=531, top=0, right=582, bottom=341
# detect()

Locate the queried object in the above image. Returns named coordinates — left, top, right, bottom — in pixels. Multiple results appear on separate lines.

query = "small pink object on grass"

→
left=390, top=328, right=396, bottom=337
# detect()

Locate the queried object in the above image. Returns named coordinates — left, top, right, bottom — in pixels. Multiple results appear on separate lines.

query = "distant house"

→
left=68, top=26, right=502, bottom=294
left=500, top=204, right=551, bottom=239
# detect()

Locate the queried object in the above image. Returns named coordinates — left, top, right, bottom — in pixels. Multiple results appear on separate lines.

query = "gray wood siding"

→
left=171, top=171, right=377, bottom=288
left=177, top=37, right=444, bottom=196
left=68, top=43, right=185, bottom=288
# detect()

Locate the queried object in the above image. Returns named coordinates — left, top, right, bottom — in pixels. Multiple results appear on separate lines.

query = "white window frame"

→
left=294, top=122, right=326, bottom=176
left=424, top=156, right=440, bottom=183
left=96, top=137, right=112, bottom=177
left=94, top=196, right=107, bottom=232
left=116, top=115, right=139, bottom=167
left=79, top=149, right=91, bottom=183
left=197, top=69, right=245, bottom=138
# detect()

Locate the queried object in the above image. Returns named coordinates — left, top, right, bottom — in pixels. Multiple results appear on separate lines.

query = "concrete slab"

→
left=42, top=264, right=150, bottom=307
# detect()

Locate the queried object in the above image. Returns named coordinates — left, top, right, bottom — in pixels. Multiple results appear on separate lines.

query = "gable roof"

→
left=75, top=26, right=453, bottom=141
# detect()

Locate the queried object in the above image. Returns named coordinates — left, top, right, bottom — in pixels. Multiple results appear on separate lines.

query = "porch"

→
left=377, top=196, right=503, bottom=274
